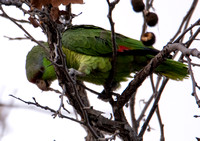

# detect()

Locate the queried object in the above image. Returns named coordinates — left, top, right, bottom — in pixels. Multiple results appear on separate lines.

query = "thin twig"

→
left=156, top=106, right=165, bottom=141
left=182, top=59, right=200, bottom=67
left=77, top=81, right=102, bottom=96
left=174, top=18, right=200, bottom=44
left=0, top=13, right=30, bottom=23
left=130, top=92, right=138, bottom=133
left=138, top=78, right=168, bottom=138
left=9, top=94, right=83, bottom=123
left=141, top=0, right=155, bottom=35
left=104, top=0, right=120, bottom=98
left=47, top=87, right=62, bottom=95
left=0, top=0, right=22, bottom=7
left=137, top=93, right=154, bottom=124
left=170, top=0, right=199, bottom=42
left=185, top=56, right=200, bottom=107
left=194, top=115, right=200, bottom=118
left=0, top=5, right=48, bottom=51
left=136, top=75, right=161, bottom=124
left=150, top=76, right=165, bottom=141
left=185, top=27, right=200, bottom=48
left=178, top=27, right=200, bottom=61
left=4, top=36, right=30, bottom=40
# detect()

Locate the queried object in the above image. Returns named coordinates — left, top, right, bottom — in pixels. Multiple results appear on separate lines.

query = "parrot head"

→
left=26, top=45, right=56, bottom=91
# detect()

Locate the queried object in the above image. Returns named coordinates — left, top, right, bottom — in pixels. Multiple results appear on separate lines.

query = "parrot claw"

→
left=68, top=68, right=85, bottom=81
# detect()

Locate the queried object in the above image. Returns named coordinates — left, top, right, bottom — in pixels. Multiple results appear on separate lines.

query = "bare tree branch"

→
left=156, top=106, right=165, bottom=141
left=9, top=94, right=83, bottom=123
left=0, top=0, right=22, bottom=7
left=185, top=56, right=200, bottom=107
left=170, top=0, right=199, bottom=42
left=103, top=0, right=120, bottom=100
left=0, top=5, right=48, bottom=51
left=138, top=78, right=168, bottom=138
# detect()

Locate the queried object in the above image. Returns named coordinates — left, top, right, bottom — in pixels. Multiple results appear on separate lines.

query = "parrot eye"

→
left=35, top=79, right=40, bottom=84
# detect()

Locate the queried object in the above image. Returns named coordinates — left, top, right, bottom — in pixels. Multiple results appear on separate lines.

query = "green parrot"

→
left=26, top=25, right=188, bottom=91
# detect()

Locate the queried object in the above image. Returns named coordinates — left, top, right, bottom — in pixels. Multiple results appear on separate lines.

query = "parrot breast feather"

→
left=62, top=48, right=112, bottom=75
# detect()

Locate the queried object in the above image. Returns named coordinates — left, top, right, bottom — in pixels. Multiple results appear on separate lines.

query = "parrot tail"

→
left=155, top=59, right=188, bottom=80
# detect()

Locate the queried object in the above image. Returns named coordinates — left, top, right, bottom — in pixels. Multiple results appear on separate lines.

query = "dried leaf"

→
left=51, top=0, right=83, bottom=7
left=31, top=0, right=83, bottom=9
left=61, top=0, right=84, bottom=5
left=28, top=16, right=40, bottom=27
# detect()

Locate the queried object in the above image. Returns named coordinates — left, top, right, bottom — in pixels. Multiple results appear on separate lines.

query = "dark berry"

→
left=141, top=32, right=156, bottom=46
left=131, top=0, right=145, bottom=12
left=145, top=12, right=158, bottom=27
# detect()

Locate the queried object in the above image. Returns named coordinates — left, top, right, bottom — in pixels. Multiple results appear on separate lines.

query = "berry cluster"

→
left=131, top=0, right=158, bottom=46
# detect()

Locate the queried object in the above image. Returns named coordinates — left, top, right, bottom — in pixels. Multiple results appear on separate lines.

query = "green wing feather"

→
left=62, top=25, right=157, bottom=56
left=156, top=59, right=188, bottom=80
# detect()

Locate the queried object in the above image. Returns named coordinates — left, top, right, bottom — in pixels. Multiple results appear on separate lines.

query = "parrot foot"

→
left=68, top=68, right=85, bottom=81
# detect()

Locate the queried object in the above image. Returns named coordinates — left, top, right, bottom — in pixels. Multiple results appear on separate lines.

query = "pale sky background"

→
left=0, top=0, right=200, bottom=141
